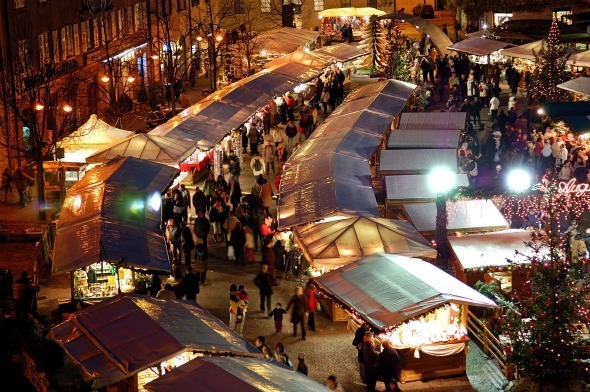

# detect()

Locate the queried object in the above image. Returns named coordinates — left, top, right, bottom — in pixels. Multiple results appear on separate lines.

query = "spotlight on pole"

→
left=507, top=169, right=532, bottom=193
left=428, top=167, right=456, bottom=194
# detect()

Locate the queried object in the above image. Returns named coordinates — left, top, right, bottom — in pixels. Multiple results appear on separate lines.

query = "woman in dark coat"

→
left=286, top=286, right=307, bottom=340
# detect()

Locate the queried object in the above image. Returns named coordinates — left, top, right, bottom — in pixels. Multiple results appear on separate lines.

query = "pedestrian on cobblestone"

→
left=269, top=302, right=287, bottom=334
left=362, top=331, right=379, bottom=392
left=286, top=286, right=307, bottom=340
left=378, top=340, right=400, bottom=391
left=353, top=322, right=370, bottom=382
left=229, top=284, right=247, bottom=331
left=254, top=264, right=274, bottom=314
left=305, top=280, right=319, bottom=332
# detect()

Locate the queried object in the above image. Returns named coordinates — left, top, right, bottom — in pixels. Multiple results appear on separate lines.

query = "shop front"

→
left=314, top=254, right=496, bottom=383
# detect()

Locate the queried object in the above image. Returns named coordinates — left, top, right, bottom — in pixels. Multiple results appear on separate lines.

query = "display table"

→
left=395, top=340, right=469, bottom=382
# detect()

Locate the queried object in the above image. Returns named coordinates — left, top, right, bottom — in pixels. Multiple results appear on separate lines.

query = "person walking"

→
left=269, top=302, right=287, bottom=334
left=263, top=141, right=275, bottom=175
left=231, top=221, right=246, bottom=265
left=236, top=284, right=249, bottom=335
left=202, top=174, right=217, bottom=211
left=362, top=331, right=380, bottom=392
left=259, top=179, right=273, bottom=214
left=253, top=264, right=274, bottom=314
left=228, top=177, right=242, bottom=212
left=305, top=280, right=319, bottom=332
left=182, top=268, right=199, bottom=302
left=286, top=286, right=308, bottom=340
left=192, top=186, right=208, bottom=215
left=179, top=221, right=195, bottom=268
left=489, top=95, right=500, bottom=122
left=229, top=284, right=247, bottom=331
left=353, top=322, right=371, bottom=382
left=194, top=244, right=208, bottom=286
left=193, top=210, right=210, bottom=251
left=285, top=120, right=298, bottom=153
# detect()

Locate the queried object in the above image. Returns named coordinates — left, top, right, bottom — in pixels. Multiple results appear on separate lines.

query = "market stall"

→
left=403, top=199, right=509, bottom=233
left=387, top=129, right=461, bottom=149
left=144, top=357, right=330, bottom=391
left=52, top=157, right=179, bottom=301
left=254, top=27, right=319, bottom=56
left=42, top=161, right=87, bottom=212
left=558, top=76, right=590, bottom=96
left=379, top=149, right=458, bottom=175
left=447, top=37, right=511, bottom=64
left=540, top=101, right=590, bottom=136
left=319, top=7, right=386, bottom=43
left=57, top=114, right=134, bottom=163
left=502, top=39, right=581, bottom=73
left=314, top=254, right=496, bottom=382
left=47, top=295, right=262, bottom=391
left=448, top=229, right=535, bottom=294
left=397, top=112, right=467, bottom=130
left=278, top=79, right=416, bottom=229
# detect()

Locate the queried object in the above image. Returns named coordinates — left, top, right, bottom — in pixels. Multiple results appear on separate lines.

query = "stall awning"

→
left=319, top=7, right=387, bottom=17
left=52, top=157, right=178, bottom=274
left=47, top=295, right=262, bottom=389
left=398, top=112, right=467, bottom=130
left=379, top=149, right=458, bottom=175
left=568, top=50, right=590, bottom=68
left=86, top=133, right=193, bottom=164
left=314, top=254, right=496, bottom=330
left=448, top=37, right=511, bottom=56
left=385, top=174, right=469, bottom=202
left=387, top=129, right=461, bottom=149
left=278, top=79, right=416, bottom=229
left=144, top=357, right=331, bottom=392
left=294, top=217, right=436, bottom=267
left=448, top=229, right=534, bottom=270
left=403, top=199, right=509, bottom=233
left=313, top=43, right=370, bottom=62
left=254, top=27, right=319, bottom=54
left=558, top=77, right=590, bottom=95
left=58, top=114, right=134, bottom=162
left=502, top=39, right=581, bottom=60
left=265, top=49, right=332, bottom=70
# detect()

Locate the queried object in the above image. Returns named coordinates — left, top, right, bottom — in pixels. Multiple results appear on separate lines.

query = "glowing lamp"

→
left=427, top=167, right=456, bottom=194
left=149, top=192, right=162, bottom=212
left=101, top=75, right=110, bottom=83
left=34, top=103, right=45, bottom=111
left=215, top=34, right=223, bottom=42
left=62, top=104, right=73, bottom=113
left=196, top=36, right=203, bottom=42
left=506, top=169, right=532, bottom=193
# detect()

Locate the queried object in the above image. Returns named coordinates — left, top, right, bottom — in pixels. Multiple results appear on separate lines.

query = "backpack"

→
left=253, top=158, right=262, bottom=172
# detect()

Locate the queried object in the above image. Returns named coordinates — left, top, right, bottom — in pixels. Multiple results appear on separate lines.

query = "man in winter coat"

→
left=286, top=286, right=307, bottom=340
left=193, top=210, right=211, bottom=251
left=247, top=124, right=259, bottom=155
left=192, top=187, right=208, bottom=215
left=253, top=264, right=274, bottom=313
left=182, top=268, right=199, bottom=302
left=285, top=120, right=298, bottom=152
left=179, top=221, right=195, bottom=267
left=202, top=174, right=217, bottom=211
left=378, top=340, right=400, bottom=391
left=228, top=177, right=242, bottom=212
left=362, top=331, right=380, bottom=392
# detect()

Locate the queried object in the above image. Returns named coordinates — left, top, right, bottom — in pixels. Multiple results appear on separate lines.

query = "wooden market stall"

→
left=379, top=149, right=458, bottom=176
left=397, top=112, right=467, bottom=130
left=314, top=254, right=497, bottom=383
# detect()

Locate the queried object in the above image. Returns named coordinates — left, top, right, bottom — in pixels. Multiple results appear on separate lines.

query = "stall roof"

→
left=568, top=50, right=590, bottom=68
left=145, top=357, right=331, bottom=392
left=403, top=199, right=509, bottom=233
left=86, top=133, right=193, bottom=164
left=294, top=217, right=436, bottom=267
left=448, top=229, right=534, bottom=270
left=558, top=77, right=590, bottom=95
left=265, top=49, right=332, bottom=70
left=53, top=157, right=178, bottom=274
left=278, top=79, right=416, bottom=228
left=502, top=39, right=581, bottom=60
left=379, top=149, right=458, bottom=175
left=315, top=254, right=496, bottom=330
left=58, top=115, right=134, bottom=162
left=397, top=112, right=467, bottom=130
left=448, top=37, right=511, bottom=56
left=254, top=27, right=319, bottom=54
left=319, top=7, right=387, bottom=17
left=385, top=174, right=469, bottom=202
left=387, top=129, right=461, bottom=149
left=313, top=43, right=370, bottom=62
left=47, top=295, right=262, bottom=389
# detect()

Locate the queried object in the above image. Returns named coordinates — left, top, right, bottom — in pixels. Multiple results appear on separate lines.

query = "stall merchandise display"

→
left=73, top=262, right=137, bottom=300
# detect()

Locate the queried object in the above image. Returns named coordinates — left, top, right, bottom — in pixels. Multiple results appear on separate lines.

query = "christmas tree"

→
left=530, top=18, right=572, bottom=103
left=501, top=179, right=590, bottom=389
left=383, top=21, right=412, bottom=82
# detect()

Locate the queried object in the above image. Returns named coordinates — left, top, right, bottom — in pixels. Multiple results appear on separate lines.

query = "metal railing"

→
left=467, top=309, right=508, bottom=376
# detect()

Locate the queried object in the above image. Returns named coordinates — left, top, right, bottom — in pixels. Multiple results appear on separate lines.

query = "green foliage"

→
left=445, top=0, right=496, bottom=23
left=501, top=183, right=590, bottom=388
left=530, top=19, right=572, bottom=103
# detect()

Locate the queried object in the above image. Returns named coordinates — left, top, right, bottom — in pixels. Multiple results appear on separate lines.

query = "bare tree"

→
left=230, top=0, right=266, bottom=76
left=0, top=29, right=83, bottom=220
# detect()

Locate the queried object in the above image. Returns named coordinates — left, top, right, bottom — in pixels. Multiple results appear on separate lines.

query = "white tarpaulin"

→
left=448, top=37, right=511, bottom=56
left=502, top=39, right=581, bottom=60
left=387, top=129, right=461, bottom=149
left=255, top=27, right=319, bottom=54
left=558, top=77, right=590, bottom=96
left=314, top=254, right=497, bottom=330
left=385, top=174, right=469, bottom=202
left=294, top=217, right=436, bottom=267
left=379, top=149, right=458, bottom=175
left=398, top=112, right=467, bottom=130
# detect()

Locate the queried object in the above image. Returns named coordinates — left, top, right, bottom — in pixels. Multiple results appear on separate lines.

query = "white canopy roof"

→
left=403, top=199, right=509, bottom=233
left=254, top=27, right=319, bottom=54
left=558, top=77, right=590, bottom=96
left=502, top=39, right=581, bottom=61
left=379, top=149, right=458, bottom=175
left=569, top=50, right=590, bottom=68
left=58, top=114, right=133, bottom=162
left=319, top=7, right=387, bottom=17
left=448, top=229, right=534, bottom=270
left=387, top=128, right=461, bottom=149
left=448, top=37, right=511, bottom=56
left=398, top=112, right=467, bottom=130
left=385, top=174, right=469, bottom=202
left=294, top=217, right=436, bottom=267
left=315, top=254, right=497, bottom=330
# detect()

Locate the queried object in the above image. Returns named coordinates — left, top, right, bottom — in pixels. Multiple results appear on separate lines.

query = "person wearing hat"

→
left=296, top=352, right=308, bottom=375
left=361, top=331, right=379, bottom=392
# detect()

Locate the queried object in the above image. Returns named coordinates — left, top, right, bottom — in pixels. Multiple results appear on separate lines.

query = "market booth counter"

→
left=52, top=157, right=179, bottom=302
left=314, top=254, right=496, bottom=383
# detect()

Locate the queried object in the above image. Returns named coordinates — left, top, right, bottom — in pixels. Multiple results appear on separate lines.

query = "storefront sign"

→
left=532, top=178, right=590, bottom=196
left=23, top=60, right=79, bottom=89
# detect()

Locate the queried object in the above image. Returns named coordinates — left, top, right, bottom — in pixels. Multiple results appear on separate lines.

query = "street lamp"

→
left=428, top=167, right=457, bottom=270
left=34, top=103, right=45, bottom=111
left=62, top=104, right=73, bottom=113
left=100, top=75, right=110, bottom=83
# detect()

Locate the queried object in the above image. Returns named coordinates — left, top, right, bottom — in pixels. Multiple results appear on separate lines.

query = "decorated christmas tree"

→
left=501, top=179, right=590, bottom=389
left=383, top=21, right=412, bottom=82
left=530, top=18, right=572, bottom=103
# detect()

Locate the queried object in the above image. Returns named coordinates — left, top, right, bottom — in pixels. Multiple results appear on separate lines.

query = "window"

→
left=18, top=39, right=28, bottom=69
left=177, top=0, right=187, bottom=11
left=554, top=7, right=572, bottom=25
left=81, top=20, right=90, bottom=52
left=293, top=0, right=302, bottom=15
left=117, top=9, right=125, bottom=35
left=234, top=0, right=245, bottom=14
left=161, top=0, right=171, bottom=16
left=15, top=0, right=25, bottom=9
left=61, top=26, right=74, bottom=59
left=38, top=32, right=50, bottom=65
left=92, top=18, right=100, bottom=47
left=261, top=0, right=270, bottom=13
left=313, top=0, right=323, bottom=12
left=51, top=30, right=59, bottom=63
left=341, top=0, right=351, bottom=7
left=73, top=24, right=80, bottom=55
left=366, top=0, right=377, bottom=7
left=110, top=12, right=118, bottom=40
left=134, top=2, right=147, bottom=31
left=126, top=6, right=134, bottom=34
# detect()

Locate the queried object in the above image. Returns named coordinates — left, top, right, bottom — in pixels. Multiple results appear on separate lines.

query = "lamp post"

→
left=428, top=167, right=456, bottom=271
